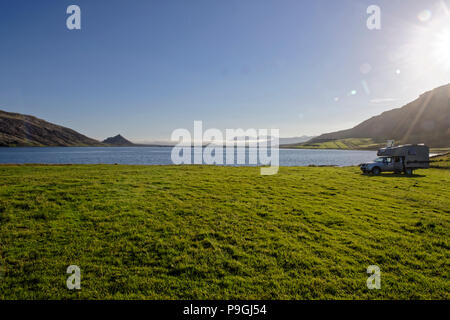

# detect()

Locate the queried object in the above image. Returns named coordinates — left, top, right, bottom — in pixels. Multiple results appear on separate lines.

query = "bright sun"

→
left=402, top=8, right=450, bottom=78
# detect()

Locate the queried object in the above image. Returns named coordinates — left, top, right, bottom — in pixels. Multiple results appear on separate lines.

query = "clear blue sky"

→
left=1, top=0, right=449, bottom=141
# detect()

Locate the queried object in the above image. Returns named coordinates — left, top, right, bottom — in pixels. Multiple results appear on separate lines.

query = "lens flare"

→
left=418, top=10, right=432, bottom=22
left=397, top=7, right=450, bottom=82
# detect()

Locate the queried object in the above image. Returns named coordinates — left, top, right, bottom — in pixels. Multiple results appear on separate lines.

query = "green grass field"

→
left=0, top=164, right=449, bottom=299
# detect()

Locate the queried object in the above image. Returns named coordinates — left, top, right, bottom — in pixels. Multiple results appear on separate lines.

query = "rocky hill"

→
left=0, top=109, right=102, bottom=147
left=103, top=134, right=135, bottom=146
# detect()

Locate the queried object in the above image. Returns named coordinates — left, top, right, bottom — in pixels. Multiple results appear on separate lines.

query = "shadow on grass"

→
left=361, top=173, right=426, bottom=178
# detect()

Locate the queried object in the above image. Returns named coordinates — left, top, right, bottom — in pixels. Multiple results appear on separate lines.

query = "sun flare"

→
left=431, top=28, right=450, bottom=69
left=398, top=6, right=450, bottom=82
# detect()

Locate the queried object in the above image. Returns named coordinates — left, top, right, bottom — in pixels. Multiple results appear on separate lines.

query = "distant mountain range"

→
left=0, top=109, right=317, bottom=147
left=1, top=83, right=448, bottom=148
left=290, top=83, right=450, bottom=149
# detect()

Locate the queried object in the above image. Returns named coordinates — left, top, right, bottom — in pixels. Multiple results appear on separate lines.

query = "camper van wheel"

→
left=405, top=168, right=413, bottom=175
left=372, top=167, right=381, bottom=175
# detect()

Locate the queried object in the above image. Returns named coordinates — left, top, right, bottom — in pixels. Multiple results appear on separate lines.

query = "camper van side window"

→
left=408, top=149, right=417, bottom=155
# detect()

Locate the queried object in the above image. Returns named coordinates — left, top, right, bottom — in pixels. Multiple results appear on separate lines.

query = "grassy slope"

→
left=282, top=138, right=383, bottom=150
left=282, top=138, right=450, bottom=153
left=430, top=153, right=450, bottom=169
left=0, top=165, right=449, bottom=299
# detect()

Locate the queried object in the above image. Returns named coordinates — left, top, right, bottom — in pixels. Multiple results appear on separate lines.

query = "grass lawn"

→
left=0, top=164, right=449, bottom=299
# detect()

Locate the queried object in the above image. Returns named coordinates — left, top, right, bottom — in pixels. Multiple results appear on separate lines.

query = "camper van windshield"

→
left=374, top=157, right=392, bottom=163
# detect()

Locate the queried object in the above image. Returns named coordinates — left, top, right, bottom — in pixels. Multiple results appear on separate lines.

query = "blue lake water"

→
left=0, top=147, right=377, bottom=167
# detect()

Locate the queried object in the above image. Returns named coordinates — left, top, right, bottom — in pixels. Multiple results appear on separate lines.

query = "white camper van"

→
left=360, top=144, right=430, bottom=175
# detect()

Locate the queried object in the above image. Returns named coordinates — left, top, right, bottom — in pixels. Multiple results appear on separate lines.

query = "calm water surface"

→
left=0, top=147, right=377, bottom=167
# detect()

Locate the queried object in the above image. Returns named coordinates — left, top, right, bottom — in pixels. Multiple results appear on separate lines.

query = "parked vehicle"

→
left=360, top=144, right=429, bottom=175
